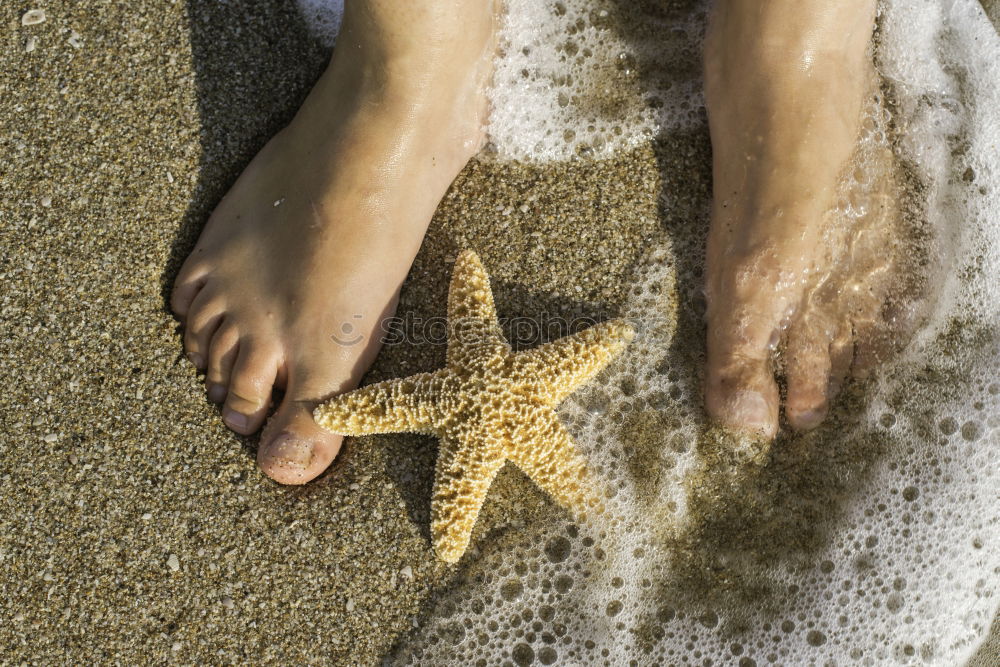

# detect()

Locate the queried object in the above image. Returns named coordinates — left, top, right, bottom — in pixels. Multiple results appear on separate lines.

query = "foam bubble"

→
left=485, top=0, right=706, bottom=160
left=393, top=228, right=999, bottom=667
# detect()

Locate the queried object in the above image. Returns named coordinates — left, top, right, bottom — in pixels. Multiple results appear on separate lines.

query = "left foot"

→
left=702, top=0, right=906, bottom=438
left=171, top=0, right=497, bottom=483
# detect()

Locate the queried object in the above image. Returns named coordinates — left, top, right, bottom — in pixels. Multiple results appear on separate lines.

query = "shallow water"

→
left=299, top=1, right=1000, bottom=664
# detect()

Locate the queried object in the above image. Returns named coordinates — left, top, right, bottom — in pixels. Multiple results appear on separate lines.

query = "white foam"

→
left=394, top=234, right=999, bottom=666
left=296, top=0, right=1000, bottom=664
left=296, top=0, right=705, bottom=161
left=485, top=0, right=705, bottom=160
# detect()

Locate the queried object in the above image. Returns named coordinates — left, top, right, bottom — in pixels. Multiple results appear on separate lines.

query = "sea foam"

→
left=297, top=1, right=1000, bottom=664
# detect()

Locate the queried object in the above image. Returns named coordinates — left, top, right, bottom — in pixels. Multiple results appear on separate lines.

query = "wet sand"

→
left=0, top=1, right=995, bottom=663
left=966, top=11, right=1000, bottom=648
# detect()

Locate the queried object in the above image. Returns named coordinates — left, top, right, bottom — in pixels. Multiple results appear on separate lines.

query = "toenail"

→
left=188, top=352, right=204, bottom=368
left=793, top=407, right=826, bottom=430
left=263, top=433, right=314, bottom=469
left=223, top=409, right=249, bottom=431
left=207, top=384, right=227, bottom=403
left=727, top=390, right=772, bottom=433
left=730, top=389, right=766, bottom=414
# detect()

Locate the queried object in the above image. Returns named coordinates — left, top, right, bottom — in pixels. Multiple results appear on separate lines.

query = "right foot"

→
left=702, top=0, right=911, bottom=438
left=171, top=1, right=497, bottom=484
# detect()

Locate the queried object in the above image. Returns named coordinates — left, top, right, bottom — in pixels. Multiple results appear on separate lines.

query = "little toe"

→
left=785, top=332, right=834, bottom=432
left=257, top=399, right=344, bottom=485
left=205, top=322, right=240, bottom=403
left=221, top=343, right=279, bottom=435
left=827, top=326, right=855, bottom=398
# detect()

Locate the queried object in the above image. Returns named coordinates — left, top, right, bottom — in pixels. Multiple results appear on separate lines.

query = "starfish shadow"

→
left=375, top=265, right=619, bottom=545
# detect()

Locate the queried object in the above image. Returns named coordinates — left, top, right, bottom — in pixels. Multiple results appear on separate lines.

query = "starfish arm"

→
left=514, top=318, right=634, bottom=405
left=430, top=431, right=506, bottom=563
left=505, top=409, right=596, bottom=516
left=446, top=250, right=509, bottom=367
left=312, top=370, right=445, bottom=436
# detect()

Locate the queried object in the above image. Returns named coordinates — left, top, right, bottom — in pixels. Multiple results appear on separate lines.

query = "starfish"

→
left=313, top=250, right=634, bottom=563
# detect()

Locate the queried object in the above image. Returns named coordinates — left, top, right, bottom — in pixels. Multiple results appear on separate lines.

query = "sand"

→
left=0, top=1, right=995, bottom=663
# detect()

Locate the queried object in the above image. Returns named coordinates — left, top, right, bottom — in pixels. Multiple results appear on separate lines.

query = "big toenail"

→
left=730, top=389, right=766, bottom=414
left=264, top=434, right=313, bottom=468
left=794, top=408, right=826, bottom=430
left=188, top=352, right=204, bottom=368
left=728, top=390, right=771, bottom=430
left=208, top=384, right=227, bottom=403
left=223, top=409, right=249, bottom=431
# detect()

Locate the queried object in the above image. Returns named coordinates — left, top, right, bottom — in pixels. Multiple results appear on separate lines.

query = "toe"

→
left=183, top=288, right=225, bottom=370
left=827, top=325, right=854, bottom=398
left=257, top=399, right=344, bottom=485
left=704, top=359, right=780, bottom=439
left=705, top=343, right=780, bottom=439
left=171, top=263, right=208, bottom=321
left=704, top=298, right=781, bottom=438
left=784, top=323, right=836, bottom=431
left=205, top=321, right=240, bottom=403
left=222, top=343, right=280, bottom=435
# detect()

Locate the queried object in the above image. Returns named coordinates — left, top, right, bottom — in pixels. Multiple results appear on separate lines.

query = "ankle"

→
left=333, top=1, right=497, bottom=96
left=311, top=15, right=494, bottom=150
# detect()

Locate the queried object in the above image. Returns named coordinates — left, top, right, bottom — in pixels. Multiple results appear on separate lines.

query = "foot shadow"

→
left=162, top=1, right=330, bottom=459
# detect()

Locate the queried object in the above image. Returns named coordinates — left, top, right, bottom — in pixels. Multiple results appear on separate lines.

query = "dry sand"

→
left=0, top=1, right=995, bottom=663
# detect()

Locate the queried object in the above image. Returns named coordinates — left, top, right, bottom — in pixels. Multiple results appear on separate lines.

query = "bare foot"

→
left=171, top=1, right=497, bottom=483
left=702, top=0, right=912, bottom=438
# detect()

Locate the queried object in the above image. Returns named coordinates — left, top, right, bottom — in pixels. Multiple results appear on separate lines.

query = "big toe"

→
left=705, top=353, right=780, bottom=439
left=258, top=399, right=343, bottom=485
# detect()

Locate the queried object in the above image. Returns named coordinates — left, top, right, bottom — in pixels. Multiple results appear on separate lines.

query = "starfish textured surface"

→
left=314, top=250, right=634, bottom=563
